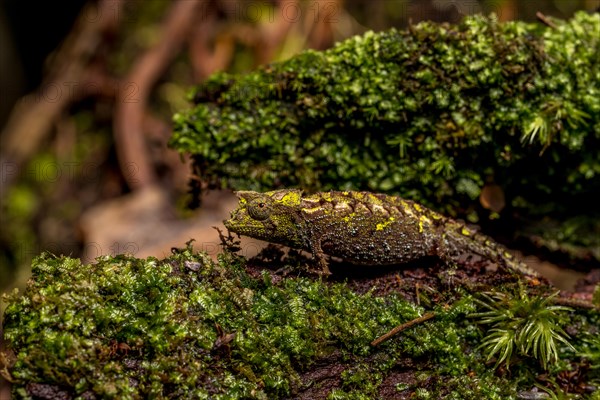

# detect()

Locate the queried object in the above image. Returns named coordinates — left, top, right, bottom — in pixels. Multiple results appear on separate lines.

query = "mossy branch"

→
left=2, top=250, right=599, bottom=398
left=170, top=12, right=599, bottom=225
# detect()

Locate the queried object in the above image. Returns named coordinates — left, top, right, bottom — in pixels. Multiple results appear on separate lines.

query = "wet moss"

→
left=170, top=12, right=600, bottom=258
left=2, top=247, right=599, bottom=398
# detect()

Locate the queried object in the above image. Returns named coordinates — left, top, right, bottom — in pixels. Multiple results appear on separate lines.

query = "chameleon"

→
left=223, top=189, right=540, bottom=278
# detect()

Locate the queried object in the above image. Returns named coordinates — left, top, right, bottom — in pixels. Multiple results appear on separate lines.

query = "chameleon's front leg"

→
left=308, top=235, right=331, bottom=276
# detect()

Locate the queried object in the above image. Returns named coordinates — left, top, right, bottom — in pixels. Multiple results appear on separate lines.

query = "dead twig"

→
left=536, top=12, right=557, bottom=29
left=371, top=312, right=436, bottom=347
left=552, top=297, right=599, bottom=311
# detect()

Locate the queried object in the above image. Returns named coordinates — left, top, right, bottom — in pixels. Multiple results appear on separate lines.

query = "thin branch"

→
left=536, top=12, right=557, bottom=29
left=371, top=312, right=436, bottom=347
left=551, top=297, right=599, bottom=310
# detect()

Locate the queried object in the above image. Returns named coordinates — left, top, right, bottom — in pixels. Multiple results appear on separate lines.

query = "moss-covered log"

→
left=170, top=12, right=600, bottom=259
left=1, top=247, right=599, bottom=399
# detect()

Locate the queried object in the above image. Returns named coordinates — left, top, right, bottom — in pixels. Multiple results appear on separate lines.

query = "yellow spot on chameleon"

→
left=352, top=192, right=366, bottom=202
left=367, top=193, right=383, bottom=205
left=418, top=215, right=431, bottom=233
left=461, top=227, right=471, bottom=236
left=413, top=203, right=422, bottom=212
left=281, top=191, right=302, bottom=206
left=376, top=217, right=395, bottom=231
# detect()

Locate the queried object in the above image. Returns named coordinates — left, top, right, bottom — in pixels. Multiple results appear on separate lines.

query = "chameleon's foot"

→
left=308, top=262, right=331, bottom=278
left=318, top=256, right=332, bottom=276
left=301, top=262, right=331, bottom=278
left=320, top=264, right=332, bottom=277
left=309, top=257, right=331, bottom=277
left=309, top=249, right=332, bottom=277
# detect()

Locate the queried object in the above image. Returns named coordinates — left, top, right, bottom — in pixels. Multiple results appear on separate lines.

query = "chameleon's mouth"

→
left=223, top=208, right=262, bottom=236
left=223, top=211, right=240, bottom=231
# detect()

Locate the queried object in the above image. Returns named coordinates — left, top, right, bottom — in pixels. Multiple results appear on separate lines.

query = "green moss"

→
left=2, top=250, right=413, bottom=398
left=2, top=248, right=598, bottom=398
left=170, top=12, right=600, bottom=257
left=473, top=287, right=574, bottom=370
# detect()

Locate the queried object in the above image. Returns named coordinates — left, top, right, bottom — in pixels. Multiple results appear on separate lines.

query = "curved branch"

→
left=113, top=0, right=201, bottom=190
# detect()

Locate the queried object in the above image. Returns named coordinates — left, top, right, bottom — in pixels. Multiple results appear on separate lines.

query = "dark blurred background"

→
left=0, top=0, right=597, bottom=303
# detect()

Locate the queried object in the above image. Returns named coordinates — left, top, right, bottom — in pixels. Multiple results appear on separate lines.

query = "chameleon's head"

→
left=223, top=189, right=305, bottom=247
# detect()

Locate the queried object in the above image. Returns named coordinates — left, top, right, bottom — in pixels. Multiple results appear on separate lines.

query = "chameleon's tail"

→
left=440, top=223, right=540, bottom=278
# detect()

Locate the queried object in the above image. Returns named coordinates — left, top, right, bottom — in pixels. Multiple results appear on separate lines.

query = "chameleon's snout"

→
left=223, top=206, right=250, bottom=233
left=223, top=213, right=236, bottom=229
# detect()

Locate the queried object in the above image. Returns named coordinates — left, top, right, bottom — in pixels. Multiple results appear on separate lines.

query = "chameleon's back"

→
left=300, top=191, right=538, bottom=277
left=298, top=191, right=445, bottom=265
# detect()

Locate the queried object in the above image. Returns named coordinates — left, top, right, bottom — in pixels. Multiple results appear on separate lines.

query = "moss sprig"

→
left=472, top=286, right=574, bottom=370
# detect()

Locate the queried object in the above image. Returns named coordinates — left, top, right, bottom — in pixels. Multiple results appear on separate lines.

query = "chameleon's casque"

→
left=224, top=189, right=538, bottom=277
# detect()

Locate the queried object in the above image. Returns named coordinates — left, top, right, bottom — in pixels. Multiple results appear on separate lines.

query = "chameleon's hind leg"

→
left=436, top=233, right=463, bottom=268
left=309, top=237, right=332, bottom=276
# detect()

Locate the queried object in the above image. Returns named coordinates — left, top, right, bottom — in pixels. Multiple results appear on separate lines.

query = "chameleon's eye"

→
left=247, top=198, right=272, bottom=221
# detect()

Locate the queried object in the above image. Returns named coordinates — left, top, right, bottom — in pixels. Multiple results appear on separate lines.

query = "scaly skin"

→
left=224, top=189, right=539, bottom=278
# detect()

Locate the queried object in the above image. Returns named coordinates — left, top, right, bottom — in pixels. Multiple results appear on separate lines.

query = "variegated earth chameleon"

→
left=223, top=189, right=540, bottom=278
